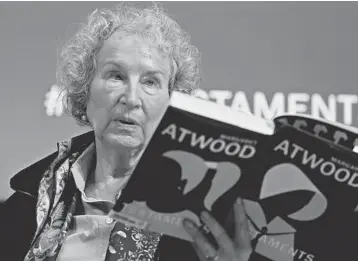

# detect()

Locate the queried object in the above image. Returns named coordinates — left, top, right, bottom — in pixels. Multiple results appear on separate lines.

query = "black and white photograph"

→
left=1, top=2, right=358, bottom=261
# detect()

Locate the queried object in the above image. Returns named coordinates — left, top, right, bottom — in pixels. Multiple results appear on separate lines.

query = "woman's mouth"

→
left=117, top=119, right=135, bottom=125
left=113, top=117, right=141, bottom=129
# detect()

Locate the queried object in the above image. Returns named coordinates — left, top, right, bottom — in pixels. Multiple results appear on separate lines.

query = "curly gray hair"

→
left=57, top=2, right=202, bottom=125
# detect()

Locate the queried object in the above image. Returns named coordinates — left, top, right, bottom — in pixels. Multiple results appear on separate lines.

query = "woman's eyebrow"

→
left=144, top=70, right=164, bottom=76
left=102, top=59, right=165, bottom=76
left=102, top=60, right=122, bottom=68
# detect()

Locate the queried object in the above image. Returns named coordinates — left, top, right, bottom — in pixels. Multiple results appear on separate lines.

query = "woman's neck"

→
left=85, top=139, right=142, bottom=202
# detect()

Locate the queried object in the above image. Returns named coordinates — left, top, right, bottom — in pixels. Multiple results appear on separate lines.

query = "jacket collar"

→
left=10, top=131, right=95, bottom=198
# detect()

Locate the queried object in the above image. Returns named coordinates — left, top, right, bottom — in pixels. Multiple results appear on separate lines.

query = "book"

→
left=109, top=91, right=358, bottom=261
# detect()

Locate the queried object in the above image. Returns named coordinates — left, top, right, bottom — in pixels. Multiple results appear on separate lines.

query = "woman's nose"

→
left=120, top=80, right=141, bottom=108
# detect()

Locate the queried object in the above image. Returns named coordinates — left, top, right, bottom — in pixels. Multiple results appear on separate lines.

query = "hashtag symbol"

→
left=44, top=84, right=65, bottom=117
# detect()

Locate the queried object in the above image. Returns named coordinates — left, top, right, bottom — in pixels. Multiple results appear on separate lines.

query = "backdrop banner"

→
left=1, top=2, right=358, bottom=199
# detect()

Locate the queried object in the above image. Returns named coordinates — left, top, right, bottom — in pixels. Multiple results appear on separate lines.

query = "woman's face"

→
left=86, top=32, right=171, bottom=151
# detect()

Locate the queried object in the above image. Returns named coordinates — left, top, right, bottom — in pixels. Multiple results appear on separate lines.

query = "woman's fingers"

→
left=234, top=198, right=252, bottom=253
left=183, top=201, right=253, bottom=261
left=183, top=218, right=218, bottom=260
left=191, top=242, right=213, bottom=261
left=200, top=211, right=235, bottom=254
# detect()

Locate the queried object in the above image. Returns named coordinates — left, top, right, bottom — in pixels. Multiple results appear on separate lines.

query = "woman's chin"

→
left=106, top=133, right=144, bottom=150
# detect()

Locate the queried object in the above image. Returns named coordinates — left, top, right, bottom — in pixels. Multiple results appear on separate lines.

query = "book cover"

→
left=109, top=92, right=273, bottom=241
left=109, top=92, right=358, bottom=261
left=242, top=126, right=358, bottom=261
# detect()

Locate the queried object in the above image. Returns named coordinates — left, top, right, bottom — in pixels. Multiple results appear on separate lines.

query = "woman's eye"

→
left=107, top=72, right=123, bottom=81
left=145, top=79, right=156, bottom=86
left=143, top=78, right=160, bottom=88
left=142, top=78, right=161, bottom=95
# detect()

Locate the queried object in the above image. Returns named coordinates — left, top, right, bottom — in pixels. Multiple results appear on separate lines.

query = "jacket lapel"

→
left=19, top=131, right=95, bottom=261
left=10, top=131, right=95, bottom=198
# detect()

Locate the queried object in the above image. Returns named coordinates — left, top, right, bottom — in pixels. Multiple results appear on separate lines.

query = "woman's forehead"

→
left=98, top=31, right=170, bottom=73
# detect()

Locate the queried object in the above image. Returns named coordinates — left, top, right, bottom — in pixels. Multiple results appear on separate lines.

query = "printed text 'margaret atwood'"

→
left=161, top=124, right=256, bottom=159
left=274, top=140, right=358, bottom=188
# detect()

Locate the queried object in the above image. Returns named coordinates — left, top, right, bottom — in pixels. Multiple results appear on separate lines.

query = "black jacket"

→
left=0, top=132, right=200, bottom=261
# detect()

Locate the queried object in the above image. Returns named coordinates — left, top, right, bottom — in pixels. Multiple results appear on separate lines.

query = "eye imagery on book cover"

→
left=109, top=99, right=358, bottom=261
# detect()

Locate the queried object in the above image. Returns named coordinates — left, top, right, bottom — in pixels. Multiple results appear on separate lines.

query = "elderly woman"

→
left=1, top=3, right=252, bottom=261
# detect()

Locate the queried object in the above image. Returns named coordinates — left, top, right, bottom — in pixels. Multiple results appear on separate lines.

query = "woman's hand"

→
left=183, top=198, right=252, bottom=261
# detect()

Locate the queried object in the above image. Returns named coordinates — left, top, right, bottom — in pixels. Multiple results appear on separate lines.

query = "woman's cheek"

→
left=143, top=94, right=170, bottom=138
left=147, top=90, right=170, bottom=117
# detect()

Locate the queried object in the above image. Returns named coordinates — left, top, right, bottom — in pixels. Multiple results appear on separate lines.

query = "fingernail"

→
left=183, top=219, right=194, bottom=231
left=200, top=211, right=210, bottom=221
left=236, top=197, right=243, bottom=205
